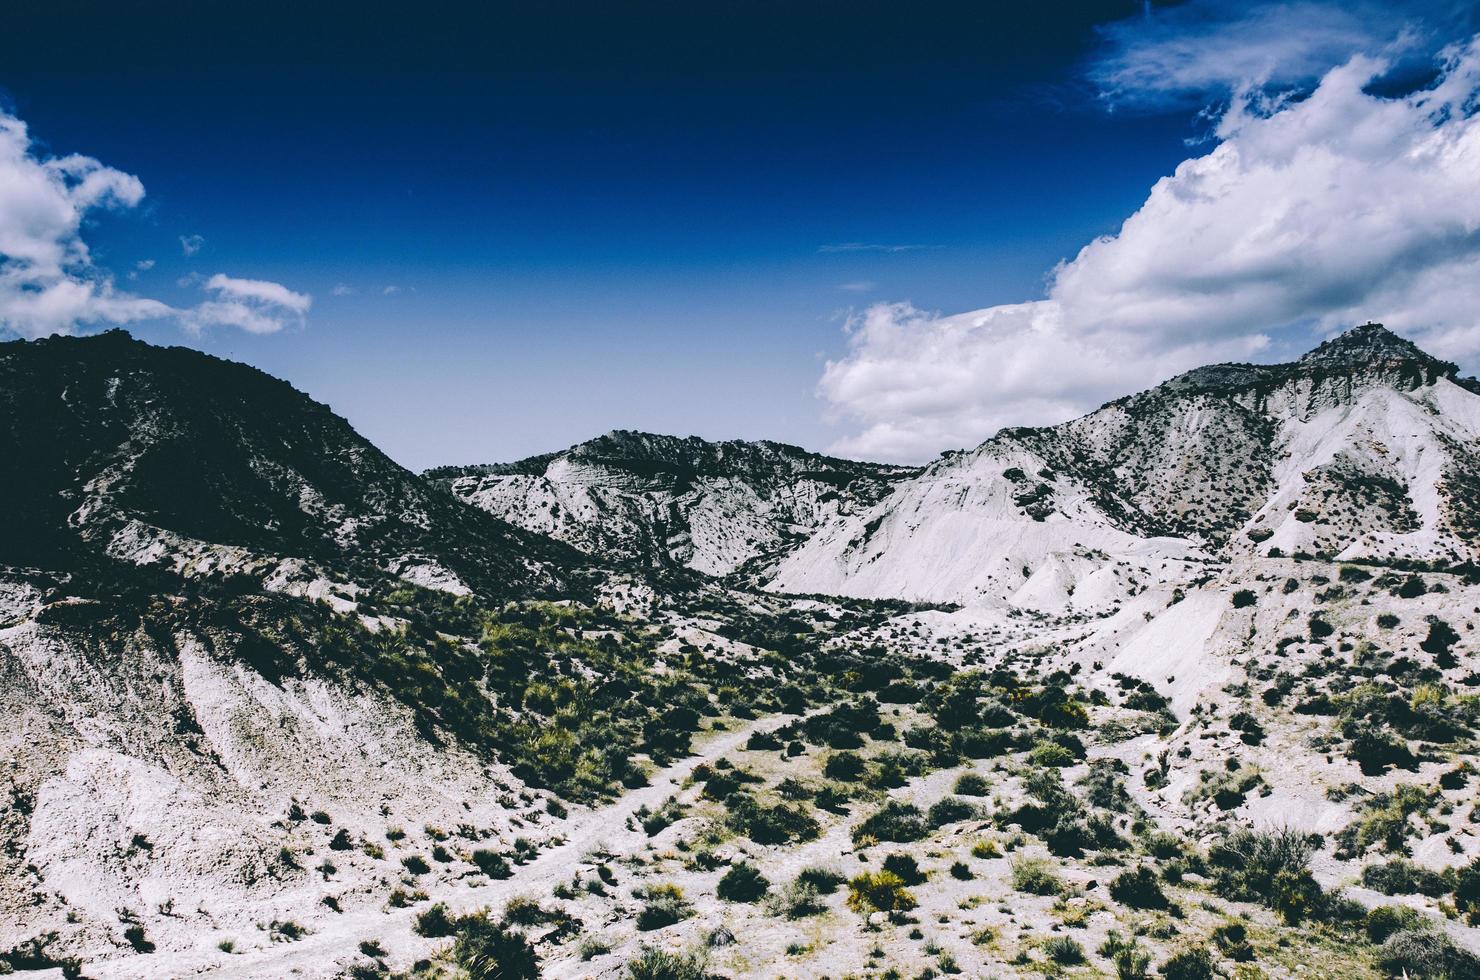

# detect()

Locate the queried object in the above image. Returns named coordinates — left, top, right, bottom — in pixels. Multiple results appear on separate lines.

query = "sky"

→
left=3, top=1, right=1480, bottom=468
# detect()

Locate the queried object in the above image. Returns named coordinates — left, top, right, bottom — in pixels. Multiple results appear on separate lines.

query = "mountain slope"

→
left=0, top=330, right=582, bottom=599
left=768, top=324, right=1480, bottom=607
left=430, top=430, right=918, bottom=576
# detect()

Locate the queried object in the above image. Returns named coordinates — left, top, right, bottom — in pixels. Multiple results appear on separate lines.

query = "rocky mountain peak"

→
left=1297, top=321, right=1457, bottom=379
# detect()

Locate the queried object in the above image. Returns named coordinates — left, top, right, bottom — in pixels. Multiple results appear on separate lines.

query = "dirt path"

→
left=92, top=712, right=800, bottom=979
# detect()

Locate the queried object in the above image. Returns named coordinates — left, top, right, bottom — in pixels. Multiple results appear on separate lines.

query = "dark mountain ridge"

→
left=0, top=329, right=583, bottom=598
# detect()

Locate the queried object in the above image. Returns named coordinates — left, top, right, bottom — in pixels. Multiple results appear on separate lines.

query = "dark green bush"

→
left=1377, top=928, right=1480, bottom=979
left=716, top=862, right=769, bottom=902
left=624, top=946, right=707, bottom=980
left=413, top=902, right=456, bottom=938
left=1109, top=865, right=1167, bottom=909
left=636, top=884, right=693, bottom=931
left=954, top=772, right=991, bottom=796
left=881, top=853, right=925, bottom=885
left=853, top=801, right=928, bottom=844
left=1159, top=945, right=1215, bottom=980
left=927, top=796, right=981, bottom=828
left=471, top=849, right=512, bottom=879
left=452, top=913, right=539, bottom=980
left=1361, top=860, right=1449, bottom=897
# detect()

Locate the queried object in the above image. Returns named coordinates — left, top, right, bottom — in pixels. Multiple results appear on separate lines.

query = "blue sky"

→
left=3, top=1, right=1480, bottom=466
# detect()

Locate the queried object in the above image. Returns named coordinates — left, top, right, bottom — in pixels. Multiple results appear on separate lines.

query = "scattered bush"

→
left=853, top=801, right=928, bottom=844
left=636, top=884, right=693, bottom=931
left=1010, top=857, right=1063, bottom=896
left=1042, top=934, right=1085, bottom=965
left=1109, top=865, right=1167, bottom=909
left=927, top=796, right=981, bottom=828
left=716, top=862, right=769, bottom=902
left=846, top=871, right=917, bottom=914
left=766, top=881, right=826, bottom=918
left=823, top=751, right=867, bottom=781
left=1099, top=931, right=1150, bottom=978
left=1365, top=905, right=1423, bottom=944
left=971, top=839, right=1000, bottom=859
left=1361, top=859, right=1449, bottom=897
left=1377, top=928, right=1480, bottom=979
left=451, top=913, right=540, bottom=979
left=624, top=945, right=708, bottom=980
left=1158, top=945, right=1215, bottom=980
left=1207, top=828, right=1317, bottom=908
left=413, top=902, right=456, bottom=938
left=954, top=772, right=991, bottom=796
left=796, top=865, right=846, bottom=894
left=471, top=849, right=512, bottom=879
left=881, top=853, right=925, bottom=885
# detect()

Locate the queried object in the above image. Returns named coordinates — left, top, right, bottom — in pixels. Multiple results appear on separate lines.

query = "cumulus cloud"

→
left=0, top=108, right=309, bottom=338
left=179, top=233, right=205, bottom=256
left=821, top=36, right=1480, bottom=463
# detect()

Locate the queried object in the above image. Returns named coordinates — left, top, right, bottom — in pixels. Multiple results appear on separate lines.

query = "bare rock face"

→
left=431, top=430, right=918, bottom=576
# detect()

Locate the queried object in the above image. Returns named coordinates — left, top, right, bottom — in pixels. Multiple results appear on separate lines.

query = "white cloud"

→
left=331, top=282, right=355, bottom=296
left=821, top=38, right=1480, bottom=463
left=184, top=274, right=311, bottom=335
left=0, top=108, right=309, bottom=339
left=382, top=284, right=401, bottom=295
left=837, top=280, right=876, bottom=293
left=1090, top=0, right=1451, bottom=108
left=179, top=233, right=205, bottom=256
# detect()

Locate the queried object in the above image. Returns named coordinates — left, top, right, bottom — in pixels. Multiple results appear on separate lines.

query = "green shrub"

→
left=1098, top=930, right=1150, bottom=978
left=1042, top=934, right=1085, bottom=965
left=823, top=751, right=867, bottom=781
left=636, top=884, right=692, bottom=931
left=766, top=881, right=826, bottom=919
left=795, top=866, right=845, bottom=894
left=1207, top=827, right=1316, bottom=906
left=1159, top=945, right=1215, bottom=980
left=1377, top=928, right=1480, bottom=979
left=1452, top=856, right=1480, bottom=917
left=716, top=862, right=769, bottom=902
left=927, top=796, right=981, bottom=828
left=1365, top=905, right=1423, bottom=944
left=1361, top=859, right=1449, bottom=897
left=954, top=771, right=991, bottom=796
left=1108, top=865, right=1167, bottom=909
left=845, top=870, right=917, bottom=914
left=1010, top=857, right=1063, bottom=896
left=1270, top=867, right=1323, bottom=923
left=451, top=913, right=539, bottom=980
left=624, top=945, right=707, bottom=980
left=471, top=849, right=512, bottom=879
left=401, top=854, right=431, bottom=875
left=881, top=853, right=925, bottom=885
left=726, top=793, right=819, bottom=845
left=413, top=902, right=455, bottom=938
left=853, top=801, right=928, bottom=844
